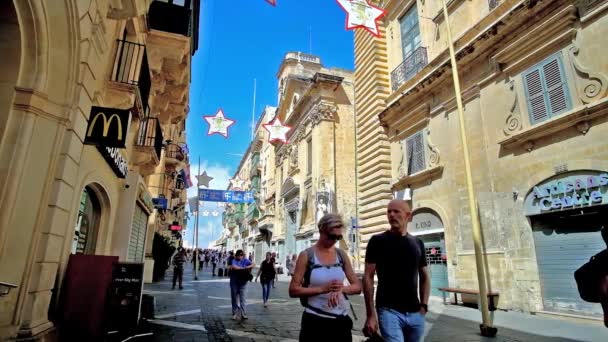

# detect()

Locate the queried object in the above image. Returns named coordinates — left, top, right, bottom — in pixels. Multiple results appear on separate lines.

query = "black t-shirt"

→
left=365, top=231, right=427, bottom=313
left=260, top=260, right=276, bottom=283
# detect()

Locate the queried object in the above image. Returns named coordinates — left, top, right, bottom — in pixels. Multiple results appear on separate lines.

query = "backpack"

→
left=300, top=247, right=351, bottom=318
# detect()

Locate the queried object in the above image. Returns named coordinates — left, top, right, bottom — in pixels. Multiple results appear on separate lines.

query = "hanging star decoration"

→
left=203, top=108, right=235, bottom=138
left=263, top=118, right=292, bottom=143
left=212, top=210, right=220, bottom=217
left=197, top=171, right=213, bottom=188
left=230, top=177, right=246, bottom=190
left=265, top=0, right=277, bottom=6
left=336, top=0, right=386, bottom=37
left=202, top=210, right=210, bottom=217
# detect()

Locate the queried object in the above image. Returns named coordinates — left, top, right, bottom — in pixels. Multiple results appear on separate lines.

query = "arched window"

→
left=71, top=186, right=102, bottom=254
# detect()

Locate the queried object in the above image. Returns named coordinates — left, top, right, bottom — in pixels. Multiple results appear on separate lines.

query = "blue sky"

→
left=183, top=0, right=355, bottom=248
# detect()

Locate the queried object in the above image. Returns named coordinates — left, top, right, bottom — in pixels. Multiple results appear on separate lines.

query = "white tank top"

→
left=305, top=252, right=349, bottom=318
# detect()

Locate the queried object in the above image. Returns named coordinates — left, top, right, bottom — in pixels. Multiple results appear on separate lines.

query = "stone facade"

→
left=0, top=0, right=198, bottom=339
left=358, top=0, right=608, bottom=316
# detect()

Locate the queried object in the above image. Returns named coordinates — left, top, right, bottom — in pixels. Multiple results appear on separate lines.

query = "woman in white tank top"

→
left=289, top=213, right=362, bottom=342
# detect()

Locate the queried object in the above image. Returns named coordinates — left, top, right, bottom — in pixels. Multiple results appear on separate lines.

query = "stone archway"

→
left=0, top=1, right=21, bottom=144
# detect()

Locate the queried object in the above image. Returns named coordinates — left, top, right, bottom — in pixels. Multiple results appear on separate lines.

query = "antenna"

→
left=251, top=78, right=257, bottom=140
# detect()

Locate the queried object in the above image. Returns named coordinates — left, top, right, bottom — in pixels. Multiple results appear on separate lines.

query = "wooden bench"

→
left=438, top=287, right=500, bottom=312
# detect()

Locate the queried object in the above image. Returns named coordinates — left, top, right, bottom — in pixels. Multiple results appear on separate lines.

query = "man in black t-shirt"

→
left=363, top=200, right=430, bottom=342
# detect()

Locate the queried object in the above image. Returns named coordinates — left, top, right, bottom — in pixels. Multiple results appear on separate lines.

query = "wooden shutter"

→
left=406, top=131, right=425, bottom=175
left=524, top=54, right=571, bottom=124
left=542, top=57, right=570, bottom=115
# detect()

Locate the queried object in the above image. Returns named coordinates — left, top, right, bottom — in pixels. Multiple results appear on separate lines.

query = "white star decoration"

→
left=263, top=118, right=292, bottom=143
left=203, top=109, right=235, bottom=138
left=230, top=177, right=246, bottom=190
left=336, top=0, right=386, bottom=37
left=202, top=210, right=210, bottom=217
left=212, top=210, right=220, bottom=217
left=197, top=171, right=213, bottom=188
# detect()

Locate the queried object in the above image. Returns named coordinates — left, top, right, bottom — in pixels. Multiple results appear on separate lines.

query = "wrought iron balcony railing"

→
left=391, top=46, right=428, bottom=92
left=135, top=117, right=163, bottom=161
left=112, top=39, right=151, bottom=113
left=165, top=143, right=185, bottom=162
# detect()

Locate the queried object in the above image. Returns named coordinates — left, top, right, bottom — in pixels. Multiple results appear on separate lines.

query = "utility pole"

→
left=441, top=0, right=496, bottom=336
left=194, top=156, right=201, bottom=280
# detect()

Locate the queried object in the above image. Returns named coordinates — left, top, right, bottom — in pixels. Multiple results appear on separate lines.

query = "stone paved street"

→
left=144, top=265, right=607, bottom=342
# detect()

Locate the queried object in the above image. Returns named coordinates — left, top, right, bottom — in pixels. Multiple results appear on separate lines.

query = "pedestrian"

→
left=288, top=254, right=297, bottom=276
left=229, top=249, right=254, bottom=320
left=286, top=255, right=293, bottom=276
left=256, top=252, right=277, bottom=307
left=198, top=249, right=204, bottom=271
left=172, top=247, right=187, bottom=290
left=289, top=213, right=361, bottom=342
left=211, top=251, right=218, bottom=276
left=271, top=252, right=278, bottom=288
left=575, top=226, right=608, bottom=328
left=363, top=200, right=430, bottom=342
left=226, top=251, right=235, bottom=277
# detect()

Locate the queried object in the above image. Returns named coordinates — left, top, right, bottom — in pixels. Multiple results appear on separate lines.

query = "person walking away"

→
left=212, top=252, right=218, bottom=276
left=363, top=200, right=430, bottom=342
left=289, top=213, right=361, bottom=342
left=172, top=247, right=187, bottom=290
left=226, top=251, right=235, bottom=277
left=256, top=252, right=277, bottom=307
left=230, top=250, right=254, bottom=320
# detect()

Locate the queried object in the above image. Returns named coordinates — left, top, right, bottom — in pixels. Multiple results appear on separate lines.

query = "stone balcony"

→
left=132, top=117, right=163, bottom=175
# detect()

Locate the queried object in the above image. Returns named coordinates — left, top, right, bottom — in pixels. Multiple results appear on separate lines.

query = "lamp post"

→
left=440, top=0, right=496, bottom=336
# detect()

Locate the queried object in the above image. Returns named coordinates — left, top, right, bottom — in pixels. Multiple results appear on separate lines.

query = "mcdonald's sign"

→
left=84, top=106, right=132, bottom=148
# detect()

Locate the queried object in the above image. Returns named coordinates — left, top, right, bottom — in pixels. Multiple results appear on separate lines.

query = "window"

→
left=523, top=53, right=571, bottom=125
left=406, top=131, right=425, bottom=175
left=399, top=4, right=421, bottom=59
left=307, top=138, right=313, bottom=175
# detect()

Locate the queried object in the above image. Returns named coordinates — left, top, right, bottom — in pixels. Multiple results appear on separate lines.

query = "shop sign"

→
left=96, top=146, right=128, bottom=178
left=152, top=197, right=168, bottom=210
left=525, top=172, right=608, bottom=216
left=106, top=263, right=144, bottom=331
left=410, top=209, right=444, bottom=235
left=169, top=224, right=182, bottom=231
left=84, top=106, right=131, bottom=148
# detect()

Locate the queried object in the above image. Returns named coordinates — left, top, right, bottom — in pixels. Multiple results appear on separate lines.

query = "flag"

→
left=183, top=165, right=194, bottom=188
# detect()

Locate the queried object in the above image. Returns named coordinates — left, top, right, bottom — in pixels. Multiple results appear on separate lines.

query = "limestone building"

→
left=355, top=0, right=608, bottom=318
left=223, top=52, right=357, bottom=266
left=0, top=0, right=199, bottom=339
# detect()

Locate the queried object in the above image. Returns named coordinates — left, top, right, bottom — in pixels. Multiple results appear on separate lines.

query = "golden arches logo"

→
left=87, top=112, right=123, bottom=140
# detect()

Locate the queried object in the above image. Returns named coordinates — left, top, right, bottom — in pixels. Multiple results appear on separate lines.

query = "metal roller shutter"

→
left=532, top=212, right=604, bottom=316
left=129, top=204, right=148, bottom=262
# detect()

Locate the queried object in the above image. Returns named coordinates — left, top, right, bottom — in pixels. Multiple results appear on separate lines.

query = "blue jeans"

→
left=230, top=280, right=247, bottom=315
left=261, top=281, right=272, bottom=303
left=378, top=308, right=425, bottom=342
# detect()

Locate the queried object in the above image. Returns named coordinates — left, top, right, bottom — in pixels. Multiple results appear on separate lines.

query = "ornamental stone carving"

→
left=503, top=80, right=523, bottom=136
left=397, top=140, right=407, bottom=179
left=308, top=102, right=338, bottom=126
left=426, top=128, right=440, bottom=167
left=569, top=46, right=608, bottom=104
left=289, top=145, right=299, bottom=171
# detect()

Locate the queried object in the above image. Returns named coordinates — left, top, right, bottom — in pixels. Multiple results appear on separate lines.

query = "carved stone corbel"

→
left=576, top=120, right=591, bottom=135
left=397, top=140, right=407, bottom=179
left=569, top=46, right=608, bottom=104
left=504, top=80, right=523, bottom=136
left=309, top=102, right=338, bottom=126
left=425, top=128, right=440, bottom=167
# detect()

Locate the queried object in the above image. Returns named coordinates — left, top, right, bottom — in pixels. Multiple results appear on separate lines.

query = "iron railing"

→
left=391, top=46, right=428, bottom=91
left=135, top=117, right=163, bottom=161
left=165, top=143, right=185, bottom=161
left=488, top=0, right=501, bottom=10
left=112, top=39, right=151, bottom=112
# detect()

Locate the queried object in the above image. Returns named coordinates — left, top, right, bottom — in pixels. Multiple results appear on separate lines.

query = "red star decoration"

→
left=336, top=0, right=387, bottom=37
left=265, top=0, right=277, bottom=6
left=263, top=118, right=292, bottom=144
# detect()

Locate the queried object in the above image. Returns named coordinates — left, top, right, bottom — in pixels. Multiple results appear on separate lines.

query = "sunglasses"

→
left=327, top=233, right=343, bottom=241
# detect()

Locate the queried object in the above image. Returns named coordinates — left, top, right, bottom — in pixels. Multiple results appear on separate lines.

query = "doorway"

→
left=71, top=187, right=102, bottom=254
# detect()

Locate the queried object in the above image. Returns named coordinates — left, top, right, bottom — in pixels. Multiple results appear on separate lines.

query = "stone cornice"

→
left=382, top=102, right=430, bottom=141
left=12, top=87, right=70, bottom=125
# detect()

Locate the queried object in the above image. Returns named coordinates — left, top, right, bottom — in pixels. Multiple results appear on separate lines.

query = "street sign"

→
left=198, top=189, right=254, bottom=203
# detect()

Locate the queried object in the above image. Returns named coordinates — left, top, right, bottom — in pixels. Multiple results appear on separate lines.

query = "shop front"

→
left=410, top=208, right=449, bottom=297
left=525, top=170, right=607, bottom=316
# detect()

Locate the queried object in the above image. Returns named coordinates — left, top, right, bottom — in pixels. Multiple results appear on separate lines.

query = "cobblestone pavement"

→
left=144, top=265, right=607, bottom=342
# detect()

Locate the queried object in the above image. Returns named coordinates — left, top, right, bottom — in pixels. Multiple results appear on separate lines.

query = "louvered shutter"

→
left=542, top=57, right=570, bottom=116
left=524, top=67, right=549, bottom=124
left=406, top=131, right=425, bottom=175
left=524, top=54, right=571, bottom=124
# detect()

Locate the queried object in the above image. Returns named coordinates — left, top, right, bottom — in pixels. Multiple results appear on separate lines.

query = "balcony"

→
left=108, top=39, right=152, bottom=117
left=149, top=1, right=192, bottom=37
left=250, top=153, right=261, bottom=177
left=391, top=47, right=428, bottom=92
left=132, top=117, right=163, bottom=174
left=108, top=0, right=149, bottom=19
left=247, top=203, right=260, bottom=222
left=164, top=143, right=185, bottom=166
